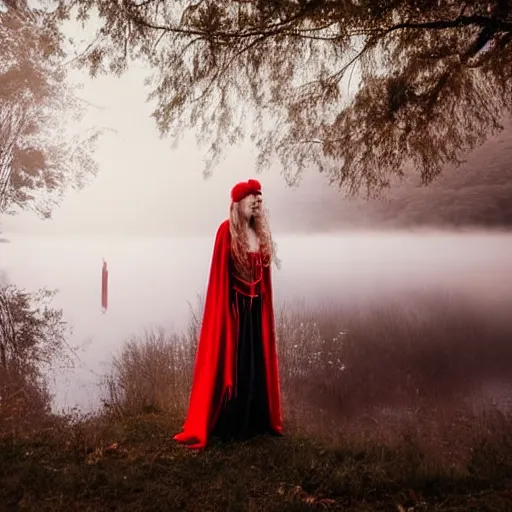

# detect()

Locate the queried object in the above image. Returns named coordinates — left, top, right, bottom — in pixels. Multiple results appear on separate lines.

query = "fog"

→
left=3, top=11, right=512, bottom=239
left=2, top=8, right=512, bottom=418
left=1, top=230, right=511, bottom=411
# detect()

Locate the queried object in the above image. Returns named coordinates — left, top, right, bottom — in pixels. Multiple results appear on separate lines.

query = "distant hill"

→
left=2, top=120, right=510, bottom=237
left=272, top=118, right=512, bottom=232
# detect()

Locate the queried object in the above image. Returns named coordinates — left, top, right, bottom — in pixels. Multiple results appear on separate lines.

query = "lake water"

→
left=1, top=230, right=512, bottom=412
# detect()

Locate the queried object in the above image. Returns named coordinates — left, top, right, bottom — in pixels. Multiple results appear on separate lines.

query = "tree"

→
left=0, top=0, right=100, bottom=219
left=0, top=284, right=74, bottom=426
left=67, top=0, right=512, bottom=197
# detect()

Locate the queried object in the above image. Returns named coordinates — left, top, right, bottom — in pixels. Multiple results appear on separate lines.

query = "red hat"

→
left=230, top=179, right=262, bottom=203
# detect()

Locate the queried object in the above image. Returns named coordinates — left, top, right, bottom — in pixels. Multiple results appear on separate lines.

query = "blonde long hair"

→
left=229, top=200, right=276, bottom=281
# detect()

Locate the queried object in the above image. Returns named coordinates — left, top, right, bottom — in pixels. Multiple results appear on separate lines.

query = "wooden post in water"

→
left=101, top=259, right=108, bottom=314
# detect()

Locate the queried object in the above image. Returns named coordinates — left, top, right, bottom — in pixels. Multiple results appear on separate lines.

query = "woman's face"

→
left=239, top=194, right=263, bottom=221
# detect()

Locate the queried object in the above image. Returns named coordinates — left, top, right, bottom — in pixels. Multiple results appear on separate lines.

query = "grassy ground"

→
left=1, top=411, right=512, bottom=512
left=2, top=291, right=512, bottom=511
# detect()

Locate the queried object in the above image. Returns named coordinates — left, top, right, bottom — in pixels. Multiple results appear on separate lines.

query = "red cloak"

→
left=173, top=219, right=282, bottom=449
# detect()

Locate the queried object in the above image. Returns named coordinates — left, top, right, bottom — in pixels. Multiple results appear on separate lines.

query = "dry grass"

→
left=1, top=290, right=512, bottom=510
left=104, top=291, right=512, bottom=454
left=0, top=410, right=511, bottom=511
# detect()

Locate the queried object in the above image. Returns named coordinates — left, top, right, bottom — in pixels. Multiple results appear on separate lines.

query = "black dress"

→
left=211, top=253, right=273, bottom=441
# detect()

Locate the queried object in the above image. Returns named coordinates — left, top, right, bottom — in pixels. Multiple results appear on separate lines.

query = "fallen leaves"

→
left=85, top=441, right=120, bottom=464
left=291, top=485, right=337, bottom=507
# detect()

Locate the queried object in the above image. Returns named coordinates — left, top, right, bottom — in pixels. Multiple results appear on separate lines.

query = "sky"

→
left=1, top=8, right=348, bottom=238
left=1, top=65, right=316, bottom=236
left=2, top=5, right=511, bottom=237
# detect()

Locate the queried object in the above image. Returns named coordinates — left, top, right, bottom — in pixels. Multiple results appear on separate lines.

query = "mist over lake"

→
left=1, top=229, right=511, bottom=412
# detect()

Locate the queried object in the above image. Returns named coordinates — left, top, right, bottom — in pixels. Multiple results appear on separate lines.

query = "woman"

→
left=173, top=179, right=282, bottom=449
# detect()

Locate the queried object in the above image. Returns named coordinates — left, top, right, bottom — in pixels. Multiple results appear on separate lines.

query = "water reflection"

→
left=1, top=230, right=511, bottom=411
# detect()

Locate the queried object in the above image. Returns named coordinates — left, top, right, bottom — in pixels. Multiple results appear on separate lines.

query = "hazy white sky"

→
left=2, top=9, right=345, bottom=237
left=3, top=3, right=511, bottom=238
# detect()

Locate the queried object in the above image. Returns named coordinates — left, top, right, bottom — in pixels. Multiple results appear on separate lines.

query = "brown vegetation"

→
left=0, top=2, right=100, bottom=218
left=105, top=291, right=512, bottom=451
left=1, top=290, right=512, bottom=510
left=74, top=1, right=512, bottom=196
left=0, top=285, right=73, bottom=438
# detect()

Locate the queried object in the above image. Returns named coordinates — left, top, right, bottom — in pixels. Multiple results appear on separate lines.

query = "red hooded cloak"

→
left=173, top=219, right=282, bottom=449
